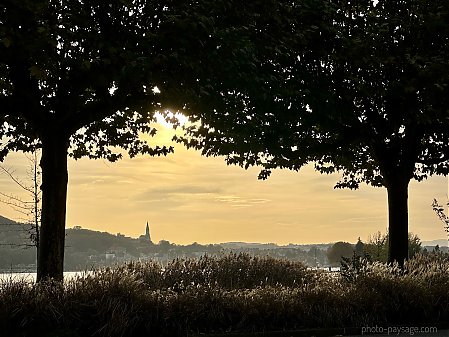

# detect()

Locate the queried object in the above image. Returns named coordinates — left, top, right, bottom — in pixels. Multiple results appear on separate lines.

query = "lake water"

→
left=0, top=271, right=91, bottom=283
left=0, top=266, right=340, bottom=284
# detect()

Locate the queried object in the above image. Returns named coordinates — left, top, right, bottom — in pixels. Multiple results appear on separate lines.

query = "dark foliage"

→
left=177, top=0, right=449, bottom=265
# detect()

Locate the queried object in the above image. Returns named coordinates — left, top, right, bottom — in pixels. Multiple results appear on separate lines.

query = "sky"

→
left=0, top=120, right=447, bottom=246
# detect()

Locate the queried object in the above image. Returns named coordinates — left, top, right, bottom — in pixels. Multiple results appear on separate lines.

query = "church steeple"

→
left=139, top=221, right=152, bottom=244
left=146, top=221, right=151, bottom=243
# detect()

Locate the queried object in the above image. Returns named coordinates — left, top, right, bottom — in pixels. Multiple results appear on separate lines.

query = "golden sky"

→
left=0, top=121, right=447, bottom=245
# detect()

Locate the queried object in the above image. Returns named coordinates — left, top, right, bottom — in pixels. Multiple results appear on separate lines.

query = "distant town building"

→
left=139, top=221, right=152, bottom=244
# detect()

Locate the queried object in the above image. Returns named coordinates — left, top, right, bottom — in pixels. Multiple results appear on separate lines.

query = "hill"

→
left=0, top=220, right=328, bottom=271
left=0, top=215, right=36, bottom=271
left=0, top=215, right=16, bottom=225
left=65, top=227, right=141, bottom=256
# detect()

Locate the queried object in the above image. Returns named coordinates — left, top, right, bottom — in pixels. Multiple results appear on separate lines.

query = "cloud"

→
left=215, top=195, right=270, bottom=208
left=337, top=216, right=385, bottom=224
left=132, top=185, right=222, bottom=202
left=275, top=222, right=297, bottom=228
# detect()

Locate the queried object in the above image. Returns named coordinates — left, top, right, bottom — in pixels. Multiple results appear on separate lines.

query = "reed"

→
left=0, top=253, right=448, bottom=336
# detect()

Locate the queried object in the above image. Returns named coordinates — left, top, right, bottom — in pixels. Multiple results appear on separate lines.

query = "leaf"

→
left=29, top=65, right=46, bottom=80
left=2, top=37, right=11, bottom=48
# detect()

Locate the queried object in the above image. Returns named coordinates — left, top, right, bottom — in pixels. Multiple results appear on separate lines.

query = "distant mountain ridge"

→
left=1, top=213, right=447, bottom=247
left=422, top=239, right=449, bottom=247
left=219, top=241, right=332, bottom=250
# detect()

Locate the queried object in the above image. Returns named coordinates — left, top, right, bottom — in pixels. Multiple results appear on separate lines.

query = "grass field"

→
left=1, top=253, right=448, bottom=337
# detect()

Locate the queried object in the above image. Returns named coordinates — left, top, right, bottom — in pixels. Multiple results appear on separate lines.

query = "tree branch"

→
left=0, top=165, right=34, bottom=193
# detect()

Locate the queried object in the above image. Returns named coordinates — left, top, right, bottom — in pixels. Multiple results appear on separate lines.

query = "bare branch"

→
left=0, top=165, right=34, bottom=194
left=0, top=149, right=41, bottom=249
left=0, top=191, right=35, bottom=204
left=432, top=198, right=449, bottom=240
left=0, top=199, right=31, bottom=213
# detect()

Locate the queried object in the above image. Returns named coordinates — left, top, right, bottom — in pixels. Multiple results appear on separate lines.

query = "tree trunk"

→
left=37, top=134, right=69, bottom=282
left=386, top=177, right=410, bottom=267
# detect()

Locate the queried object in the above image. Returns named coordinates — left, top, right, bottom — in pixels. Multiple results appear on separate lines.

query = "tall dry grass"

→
left=0, top=253, right=448, bottom=337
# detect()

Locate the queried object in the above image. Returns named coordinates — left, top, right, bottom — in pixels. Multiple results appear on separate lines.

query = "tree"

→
left=363, top=231, right=388, bottom=262
left=0, top=149, right=41, bottom=248
left=408, top=233, right=422, bottom=258
left=1, top=0, right=327, bottom=280
left=0, top=0, right=215, bottom=281
left=354, top=237, right=364, bottom=257
left=326, top=241, right=354, bottom=266
left=177, top=0, right=449, bottom=266
left=363, top=230, right=421, bottom=262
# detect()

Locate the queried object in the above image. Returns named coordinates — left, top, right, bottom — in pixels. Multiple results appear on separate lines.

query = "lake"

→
left=0, top=266, right=340, bottom=284
left=0, top=271, right=91, bottom=283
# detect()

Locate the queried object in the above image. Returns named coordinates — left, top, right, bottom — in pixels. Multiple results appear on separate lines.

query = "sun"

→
left=154, top=111, right=188, bottom=129
left=151, top=86, right=189, bottom=128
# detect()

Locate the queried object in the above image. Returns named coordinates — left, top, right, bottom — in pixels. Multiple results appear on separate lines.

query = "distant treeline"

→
left=0, top=223, right=330, bottom=271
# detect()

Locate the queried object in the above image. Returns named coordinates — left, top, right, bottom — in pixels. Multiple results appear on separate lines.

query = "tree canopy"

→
left=3, top=0, right=448, bottom=279
left=363, top=231, right=422, bottom=262
left=177, top=0, right=449, bottom=265
left=1, top=0, right=249, bottom=280
left=0, top=0, right=314, bottom=280
left=327, top=241, right=354, bottom=265
left=0, top=0, right=178, bottom=161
